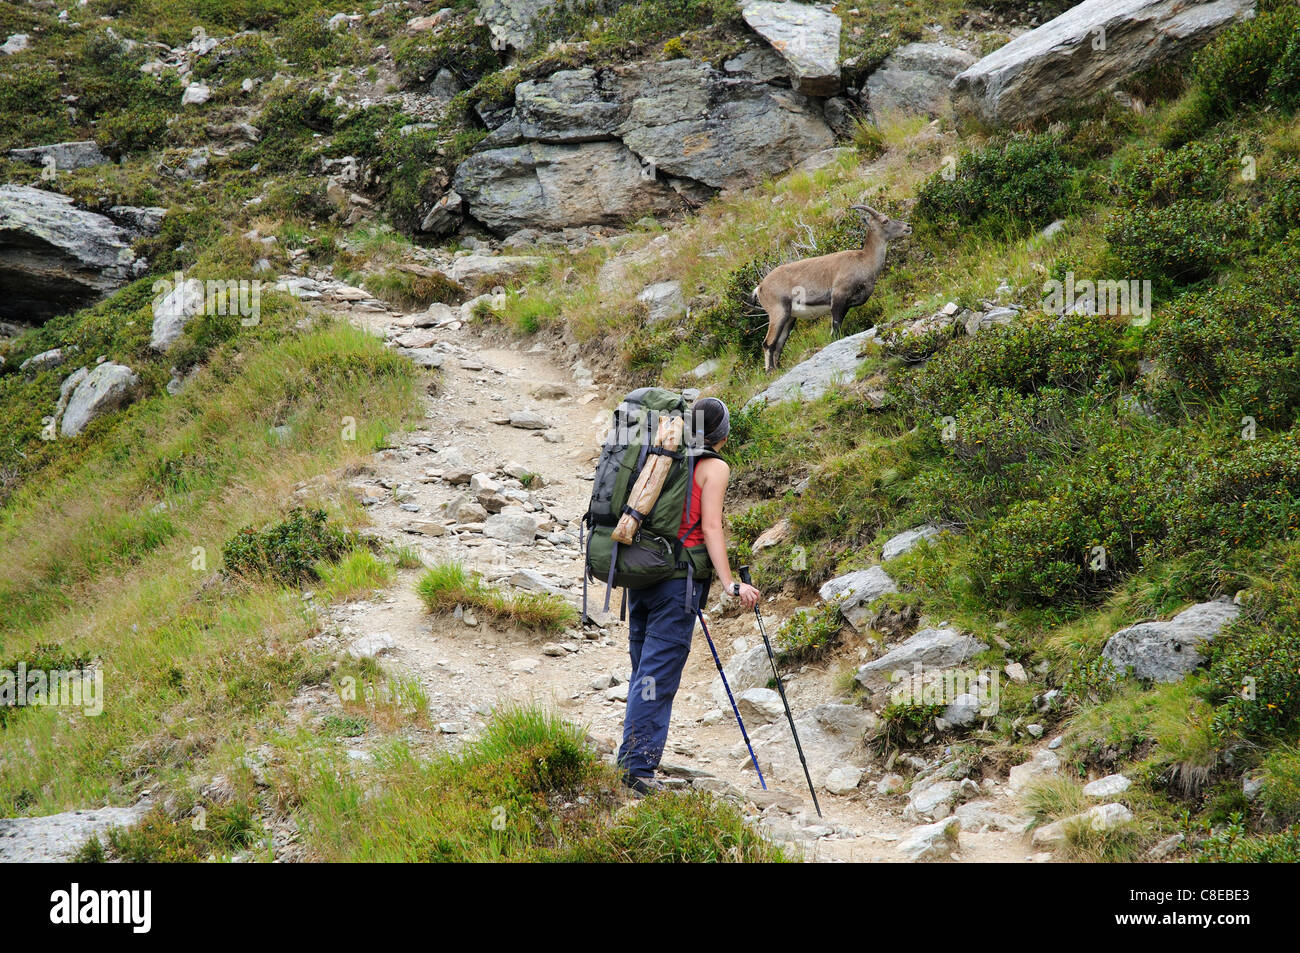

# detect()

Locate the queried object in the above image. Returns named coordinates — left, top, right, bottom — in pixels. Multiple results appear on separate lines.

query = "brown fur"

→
left=757, top=205, right=910, bottom=371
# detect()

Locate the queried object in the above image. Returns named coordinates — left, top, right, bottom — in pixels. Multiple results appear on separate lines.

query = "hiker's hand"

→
left=737, top=582, right=761, bottom=609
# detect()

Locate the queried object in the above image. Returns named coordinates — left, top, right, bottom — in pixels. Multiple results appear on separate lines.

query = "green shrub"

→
left=256, top=89, right=337, bottom=172
left=1259, top=745, right=1300, bottom=824
left=915, top=134, right=1076, bottom=235
left=74, top=31, right=182, bottom=155
left=940, top=386, right=1081, bottom=476
left=1205, top=555, right=1300, bottom=739
left=280, top=10, right=349, bottom=67
left=103, top=800, right=265, bottom=862
left=0, top=62, right=70, bottom=149
left=775, top=601, right=845, bottom=662
left=1149, top=240, right=1300, bottom=425
left=0, top=643, right=93, bottom=727
left=416, top=562, right=577, bottom=633
left=222, top=507, right=355, bottom=585
left=1105, top=199, right=1246, bottom=291
left=1192, top=5, right=1300, bottom=120
left=363, top=268, right=466, bottom=309
left=391, top=13, right=499, bottom=88
left=901, top=312, right=1130, bottom=415
left=1264, top=165, right=1300, bottom=238
left=565, top=791, right=788, bottom=862
left=1197, top=814, right=1300, bottom=862
left=1167, top=430, right=1300, bottom=560
left=1111, top=138, right=1235, bottom=210
left=977, top=441, right=1174, bottom=606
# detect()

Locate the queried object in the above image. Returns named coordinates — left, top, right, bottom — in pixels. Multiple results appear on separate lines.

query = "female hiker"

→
left=617, top=396, right=762, bottom=796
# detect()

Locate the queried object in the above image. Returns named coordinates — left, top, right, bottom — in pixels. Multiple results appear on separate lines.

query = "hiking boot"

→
left=621, top=774, right=666, bottom=798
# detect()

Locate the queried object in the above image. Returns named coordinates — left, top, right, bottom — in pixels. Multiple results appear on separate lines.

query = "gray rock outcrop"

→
left=151, top=277, right=205, bottom=351
left=950, top=0, right=1255, bottom=125
left=818, top=566, right=898, bottom=631
left=865, top=42, right=975, bottom=118
left=454, top=60, right=835, bottom=232
left=856, top=627, right=988, bottom=693
left=0, top=804, right=151, bottom=862
left=744, top=328, right=878, bottom=410
left=59, top=362, right=139, bottom=436
left=0, top=185, right=138, bottom=323
left=741, top=1, right=842, bottom=95
left=8, top=140, right=108, bottom=171
left=1101, top=600, right=1240, bottom=682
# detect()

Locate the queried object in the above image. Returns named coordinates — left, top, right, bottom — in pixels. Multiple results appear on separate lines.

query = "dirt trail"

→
left=316, top=296, right=1041, bottom=863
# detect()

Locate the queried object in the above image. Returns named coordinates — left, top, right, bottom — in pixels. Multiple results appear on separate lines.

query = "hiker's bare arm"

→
left=698, top=458, right=760, bottom=608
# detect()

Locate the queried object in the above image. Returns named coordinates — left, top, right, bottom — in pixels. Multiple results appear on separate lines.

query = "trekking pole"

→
left=694, top=606, right=767, bottom=791
left=740, top=566, right=822, bottom=817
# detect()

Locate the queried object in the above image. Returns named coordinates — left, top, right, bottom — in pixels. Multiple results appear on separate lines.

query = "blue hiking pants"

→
left=616, top=575, right=707, bottom=780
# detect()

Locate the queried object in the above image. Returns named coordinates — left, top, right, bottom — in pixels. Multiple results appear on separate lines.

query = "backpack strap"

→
left=603, top=539, right=619, bottom=613
left=677, top=447, right=722, bottom=609
left=581, top=518, right=588, bottom=623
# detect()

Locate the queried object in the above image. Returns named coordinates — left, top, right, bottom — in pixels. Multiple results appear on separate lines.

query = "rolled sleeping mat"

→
left=611, top=414, right=682, bottom=544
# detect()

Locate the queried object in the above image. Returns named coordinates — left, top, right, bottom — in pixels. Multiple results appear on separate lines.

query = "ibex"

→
left=756, top=204, right=911, bottom=371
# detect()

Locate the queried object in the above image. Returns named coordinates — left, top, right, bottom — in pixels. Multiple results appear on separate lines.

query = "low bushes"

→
left=1205, top=556, right=1300, bottom=740
left=222, top=508, right=357, bottom=586
left=775, top=601, right=844, bottom=662
left=416, top=562, right=577, bottom=633
left=1193, top=3, right=1300, bottom=121
left=1148, top=240, right=1300, bottom=426
left=1105, top=199, right=1247, bottom=291
left=914, top=133, right=1077, bottom=236
left=900, top=312, right=1131, bottom=415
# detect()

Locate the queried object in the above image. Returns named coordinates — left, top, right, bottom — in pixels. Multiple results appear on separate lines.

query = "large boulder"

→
left=514, top=68, right=628, bottom=142
left=950, top=0, right=1255, bottom=125
left=743, top=328, right=878, bottom=410
left=0, top=185, right=138, bottom=323
left=59, top=362, right=138, bottom=436
left=8, top=140, right=108, bottom=171
left=453, top=141, right=684, bottom=234
left=151, top=277, right=205, bottom=351
left=741, top=1, right=842, bottom=95
left=476, top=0, right=632, bottom=52
left=865, top=42, right=975, bottom=118
left=453, top=60, right=835, bottom=231
left=1101, top=600, right=1240, bottom=682
left=709, top=644, right=773, bottom=709
left=614, top=60, right=835, bottom=190
left=818, top=566, right=898, bottom=631
left=748, top=704, right=866, bottom=788
left=856, top=627, right=988, bottom=693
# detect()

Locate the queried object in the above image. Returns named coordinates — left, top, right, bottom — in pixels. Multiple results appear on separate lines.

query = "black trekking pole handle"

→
left=738, top=565, right=823, bottom=817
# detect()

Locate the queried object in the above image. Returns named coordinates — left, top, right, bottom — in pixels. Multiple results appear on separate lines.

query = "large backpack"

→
left=582, top=387, right=718, bottom=621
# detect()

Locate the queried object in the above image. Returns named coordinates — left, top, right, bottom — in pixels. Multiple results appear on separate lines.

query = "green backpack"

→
left=582, top=387, right=718, bottom=620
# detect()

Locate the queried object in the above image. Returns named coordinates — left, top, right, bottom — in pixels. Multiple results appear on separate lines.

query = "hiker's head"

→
left=691, top=397, right=730, bottom=449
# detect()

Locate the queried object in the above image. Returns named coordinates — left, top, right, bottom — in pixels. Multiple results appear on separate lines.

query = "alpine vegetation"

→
left=0, top=0, right=1298, bottom=898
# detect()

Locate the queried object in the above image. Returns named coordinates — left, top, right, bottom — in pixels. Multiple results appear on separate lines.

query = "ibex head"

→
left=851, top=204, right=912, bottom=240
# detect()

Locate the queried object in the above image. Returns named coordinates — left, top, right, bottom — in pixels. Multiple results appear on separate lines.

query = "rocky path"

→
left=304, top=288, right=1045, bottom=864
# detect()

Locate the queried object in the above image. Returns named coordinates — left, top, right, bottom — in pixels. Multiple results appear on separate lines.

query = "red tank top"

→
left=678, top=470, right=705, bottom=547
